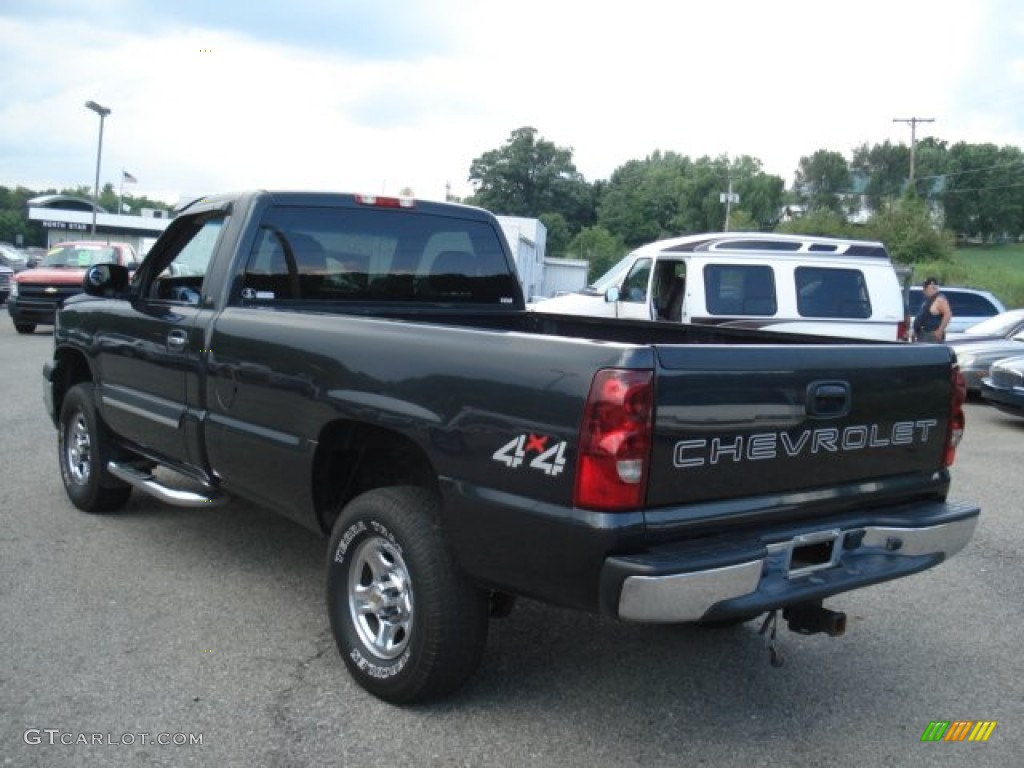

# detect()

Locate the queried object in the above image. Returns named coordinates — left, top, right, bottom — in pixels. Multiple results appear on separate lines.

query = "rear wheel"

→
left=58, top=383, right=132, bottom=512
left=326, top=486, right=488, bottom=704
left=14, top=322, right=36, bottom=334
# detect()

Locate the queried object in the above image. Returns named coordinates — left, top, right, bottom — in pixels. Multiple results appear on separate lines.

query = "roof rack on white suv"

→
left=661, top=233, right=890, bottom=258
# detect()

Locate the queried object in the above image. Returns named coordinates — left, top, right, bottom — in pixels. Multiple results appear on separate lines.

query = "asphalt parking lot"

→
left=1, top=315, right=1022, bottom=768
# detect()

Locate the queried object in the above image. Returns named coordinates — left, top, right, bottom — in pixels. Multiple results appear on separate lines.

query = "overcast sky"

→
left=1, top=0, right=1021, bottom=206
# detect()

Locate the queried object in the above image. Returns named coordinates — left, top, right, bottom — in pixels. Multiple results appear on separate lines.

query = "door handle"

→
left=166, top=329, right=188, bottom=352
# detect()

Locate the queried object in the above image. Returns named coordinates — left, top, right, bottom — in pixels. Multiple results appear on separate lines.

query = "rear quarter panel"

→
left=201, top=307, right=654, bottom=523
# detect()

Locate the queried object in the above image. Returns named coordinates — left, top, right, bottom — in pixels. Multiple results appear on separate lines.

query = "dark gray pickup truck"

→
left=43, top=190, right=978, bottom=703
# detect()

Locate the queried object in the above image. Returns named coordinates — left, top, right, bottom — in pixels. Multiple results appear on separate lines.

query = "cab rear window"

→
left=239, top=207, right=519, bottom=305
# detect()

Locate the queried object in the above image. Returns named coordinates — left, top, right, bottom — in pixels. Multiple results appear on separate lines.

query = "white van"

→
left=531, top=232, right=908, bottom=341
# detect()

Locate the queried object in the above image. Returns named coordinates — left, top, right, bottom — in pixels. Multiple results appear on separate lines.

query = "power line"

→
left=916, top=158, right=1024, bottom=182
left=938, top=180, right=1024, bottom=196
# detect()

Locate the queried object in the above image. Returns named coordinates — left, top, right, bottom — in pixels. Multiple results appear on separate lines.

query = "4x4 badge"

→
left=492, top=434, right=567, bottom=476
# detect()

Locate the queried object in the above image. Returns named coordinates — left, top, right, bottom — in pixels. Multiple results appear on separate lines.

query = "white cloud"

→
left=1, top=0, right=1022, bottom=205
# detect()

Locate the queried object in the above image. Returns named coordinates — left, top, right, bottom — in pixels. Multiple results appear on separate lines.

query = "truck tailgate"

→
left=646, top=343, right=954, bottom=509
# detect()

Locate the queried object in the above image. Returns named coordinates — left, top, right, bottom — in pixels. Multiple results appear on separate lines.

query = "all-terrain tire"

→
left=326, top=486, right=489, bottom=704
left=58, top=383, right=132, bottom=513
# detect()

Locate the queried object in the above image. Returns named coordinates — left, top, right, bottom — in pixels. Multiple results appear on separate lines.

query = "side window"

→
left=948, top=292, right=998, bottom=318
left=909, top=289, right=923, bottom=313
left=704, top=264, right=777, bottom=316
left=796, top=267, right=871, bottom=319
left=149, top=217, right=226, bottom=305
left=620, top=258, right=652, bottom=302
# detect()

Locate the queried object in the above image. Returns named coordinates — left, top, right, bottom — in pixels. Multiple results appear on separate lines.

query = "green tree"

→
left=730, top=156, right=785, bottom=229
left=941, top=142, right=1024, bottom=240
left=598, top=151, right=691, bottom=246
left=539, top=213, right=571, bottom=257
left=59, top=184, right=96, bottom=200
left=0, top=185, right=45, bottom=245
left=775, top=209, right=855, bottom=239
left=597, top=152, right=784, bottom=246
left=865, top=194, right=954, bottom=264
left=672, top=156, right=724, bottom=233
left=0, top=209, right=30, bottom=245
left=98, top=182, right=118, bottom=212
left=794, top=149, right=850, bottom=214
left=724, top=209, right=757, bottom=231
left=909, top=136, right=949, bottom=201
left=567, top=225, right=627, bottom=282
left=466, top=126, right=594, bottom=230
left=851, top=140, right=911, bottom=212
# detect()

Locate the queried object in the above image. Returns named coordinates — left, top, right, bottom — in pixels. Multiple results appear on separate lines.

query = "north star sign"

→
left=41, top=221, right=88, bottom=231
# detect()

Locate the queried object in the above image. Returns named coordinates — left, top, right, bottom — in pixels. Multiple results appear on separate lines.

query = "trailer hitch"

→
left=783, top=601, right=847, bottom=637
left=759, top=601, right=847, bottom=668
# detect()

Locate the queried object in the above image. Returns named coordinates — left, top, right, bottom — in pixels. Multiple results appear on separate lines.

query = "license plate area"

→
left=786, top=529, right=842, bottom=578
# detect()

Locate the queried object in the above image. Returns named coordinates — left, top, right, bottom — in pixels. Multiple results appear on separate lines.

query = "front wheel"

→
left=58, top=383, right=132, bottom=513
left=14, top=322, right=36, bottom=334
left=326, top=486, right=488, bottom=704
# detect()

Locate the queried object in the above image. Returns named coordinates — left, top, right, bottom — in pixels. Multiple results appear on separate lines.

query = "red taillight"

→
left=354, top=194, right=415, bottom=209
left=897, top=317, right=910, bottom=341
left=574, top=369, right=654, bottom=511
left=944, top=367, right=967, bottom=467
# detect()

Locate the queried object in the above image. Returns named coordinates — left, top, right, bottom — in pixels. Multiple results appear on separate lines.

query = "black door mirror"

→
left=83, top=263, right=130, bottom=297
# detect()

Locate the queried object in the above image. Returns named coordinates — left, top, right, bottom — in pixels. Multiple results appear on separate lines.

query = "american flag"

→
left=122, top=170, right=137, bottom=184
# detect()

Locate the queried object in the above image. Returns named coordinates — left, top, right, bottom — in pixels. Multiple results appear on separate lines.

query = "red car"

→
left=9, top=241, right=139, bottom=334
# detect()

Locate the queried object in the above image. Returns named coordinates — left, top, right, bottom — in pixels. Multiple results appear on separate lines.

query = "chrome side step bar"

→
left=107, top=461, right=228, bottom=508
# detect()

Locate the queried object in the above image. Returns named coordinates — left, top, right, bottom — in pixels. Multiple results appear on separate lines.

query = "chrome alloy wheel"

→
left=65, top=411, right=93, bottom=486
left=348, top=536, right=414, bottom=660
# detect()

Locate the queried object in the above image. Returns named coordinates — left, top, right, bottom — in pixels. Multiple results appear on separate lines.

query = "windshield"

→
left=0, top=245, right=26, bottom=264
left=590, top=252, right=637, bottom=293
left=962, top=311, right=1024, bottom=336
left=42, top=245, right=118, bottom=268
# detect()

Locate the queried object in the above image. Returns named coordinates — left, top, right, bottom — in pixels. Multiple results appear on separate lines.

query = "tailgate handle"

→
left=808, top=381, right=850, bottom=418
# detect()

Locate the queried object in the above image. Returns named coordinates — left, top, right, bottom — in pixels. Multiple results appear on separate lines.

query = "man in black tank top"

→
left=913, top=277, right=952, bottom=342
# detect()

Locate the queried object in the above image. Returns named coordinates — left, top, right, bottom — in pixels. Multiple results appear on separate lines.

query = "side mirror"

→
left=605, top=286, right=620, bottom=303
left=83, top=263, right=130, bottom=298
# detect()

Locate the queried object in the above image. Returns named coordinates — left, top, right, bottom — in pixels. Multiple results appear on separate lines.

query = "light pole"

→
left=85, top=100, right=111, bottom=235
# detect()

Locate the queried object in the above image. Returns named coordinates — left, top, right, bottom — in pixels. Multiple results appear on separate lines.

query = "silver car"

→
left=908, top=285, right=1006, bottom=334
left=0, top=264, right=12, bottom=304
left=949, top=331, right=1024, bottom=393
left=946, top=308, right=1024, bottom=343
left=980, top=354, right=1024, bottom=418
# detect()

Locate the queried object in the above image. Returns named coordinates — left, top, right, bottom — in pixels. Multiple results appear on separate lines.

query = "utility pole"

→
left=719, top=177, right=739, bottom=231
left=893, top=117, right=935, bottom=187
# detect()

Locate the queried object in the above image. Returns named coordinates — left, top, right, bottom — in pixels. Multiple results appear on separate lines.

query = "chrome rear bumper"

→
left=609, top=507, right=978, bottom=623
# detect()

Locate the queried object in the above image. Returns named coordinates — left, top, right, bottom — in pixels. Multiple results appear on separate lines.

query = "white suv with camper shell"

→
left=532, top=232, right=908, bottom=341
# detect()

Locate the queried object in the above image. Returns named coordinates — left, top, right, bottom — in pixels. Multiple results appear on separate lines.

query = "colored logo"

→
left=921, top=721, right=997, bottom=742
